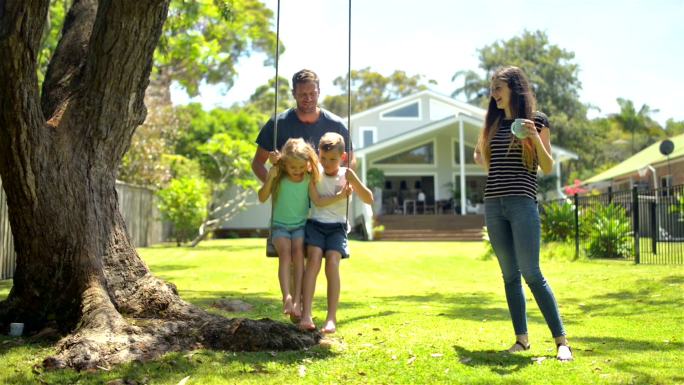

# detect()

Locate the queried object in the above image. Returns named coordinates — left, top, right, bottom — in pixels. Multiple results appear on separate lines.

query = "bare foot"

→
left=283, top=295, right=294, bottom=315
left=292, top=301, right=302, bottom=318
left=320, top=319, right=336, bottom=334
left=298, top=317, right=316, bottom=331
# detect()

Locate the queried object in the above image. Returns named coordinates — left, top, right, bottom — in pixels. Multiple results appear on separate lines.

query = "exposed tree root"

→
left=42, top=275, right=321, bottom=370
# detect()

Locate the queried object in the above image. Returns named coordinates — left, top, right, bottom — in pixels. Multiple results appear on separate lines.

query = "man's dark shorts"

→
left=305, top=220, right=349, bottom=258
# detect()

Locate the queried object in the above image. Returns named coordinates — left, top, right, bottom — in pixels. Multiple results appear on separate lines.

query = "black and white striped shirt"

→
left=484, top=118, right=541, bottom=201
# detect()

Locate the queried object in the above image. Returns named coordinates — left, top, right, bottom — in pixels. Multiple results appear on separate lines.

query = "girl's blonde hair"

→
left=271, top=138, right=321, bottom=202
left=477, top=66, right=537, bottom=171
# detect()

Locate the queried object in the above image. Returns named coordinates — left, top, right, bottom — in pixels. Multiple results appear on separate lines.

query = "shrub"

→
left=541, top=200, right=575, bottom=242
left=480, top=226, right=496, bottom=260
left=157, top=177, right=209, bottom=246
left=585, top=203, right=632, bottom=259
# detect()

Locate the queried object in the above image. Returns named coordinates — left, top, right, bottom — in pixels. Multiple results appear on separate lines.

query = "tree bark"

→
left=0, top=0, right=319, bottom=370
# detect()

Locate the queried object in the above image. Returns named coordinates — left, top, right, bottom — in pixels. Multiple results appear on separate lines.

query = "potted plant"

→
left=366, top=168, right=385, bottom=215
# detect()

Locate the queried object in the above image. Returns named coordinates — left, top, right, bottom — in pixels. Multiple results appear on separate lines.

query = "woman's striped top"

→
left=484, top=116, right=545, bottom=201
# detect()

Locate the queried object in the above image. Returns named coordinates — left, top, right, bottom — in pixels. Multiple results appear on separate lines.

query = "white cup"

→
left=9, top=322, right=24, bottom=337
left=511, top=118, right=527, bottom=139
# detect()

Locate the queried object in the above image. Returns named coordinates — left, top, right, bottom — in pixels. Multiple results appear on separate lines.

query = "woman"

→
left=474, top=66, right=572, bottom=361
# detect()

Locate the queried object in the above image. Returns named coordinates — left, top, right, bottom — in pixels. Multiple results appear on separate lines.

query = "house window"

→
left=453, top=142, right=476, bottom=164
left=363, top=129, right=374, bottom=147
left=381, top=101, right=419, bottom=119
left=375, top=142, right=434, bottom=164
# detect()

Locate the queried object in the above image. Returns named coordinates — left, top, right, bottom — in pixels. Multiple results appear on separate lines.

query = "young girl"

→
left=258, top=138, right=347, bottom=319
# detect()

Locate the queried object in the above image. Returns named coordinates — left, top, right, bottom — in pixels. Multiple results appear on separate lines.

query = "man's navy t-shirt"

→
left=255, top=108, right=350, bottom=152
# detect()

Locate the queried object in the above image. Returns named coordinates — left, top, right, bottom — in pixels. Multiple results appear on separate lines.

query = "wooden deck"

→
left=375, top=214, right=484, bottom=241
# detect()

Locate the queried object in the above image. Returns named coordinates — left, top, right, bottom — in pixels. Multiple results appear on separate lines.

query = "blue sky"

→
left=171, top=0, right=684, bottom=126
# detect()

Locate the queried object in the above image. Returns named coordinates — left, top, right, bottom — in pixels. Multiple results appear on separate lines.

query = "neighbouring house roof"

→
left=583, top=133, right=684, bottom=185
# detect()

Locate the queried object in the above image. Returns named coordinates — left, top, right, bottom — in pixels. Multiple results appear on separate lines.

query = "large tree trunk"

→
left=0, top=0, right=319, bottom=370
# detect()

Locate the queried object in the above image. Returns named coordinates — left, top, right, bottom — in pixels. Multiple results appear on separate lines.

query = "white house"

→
left=220, top=90, right=577, bottom=238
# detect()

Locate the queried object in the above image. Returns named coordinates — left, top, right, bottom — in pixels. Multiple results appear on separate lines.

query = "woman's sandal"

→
left=506, top=340, right=530, bottom=353
left=556, top=343, right=573, bottom=361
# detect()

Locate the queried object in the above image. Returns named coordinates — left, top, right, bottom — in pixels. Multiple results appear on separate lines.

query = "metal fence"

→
left=0, top=178, right=166, bottom=280
left=543, top=184, right=684, bottom=265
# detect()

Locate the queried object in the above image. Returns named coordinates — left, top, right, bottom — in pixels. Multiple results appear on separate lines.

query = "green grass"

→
left=1, top=239, right=683, bottom=385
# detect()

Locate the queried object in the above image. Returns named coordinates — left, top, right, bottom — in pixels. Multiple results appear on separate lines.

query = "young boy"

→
left=299, top=132, right=374, bottom=333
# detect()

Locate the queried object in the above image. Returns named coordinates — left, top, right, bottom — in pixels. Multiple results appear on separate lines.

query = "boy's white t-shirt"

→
left=310, top=165, right=350, bottom=224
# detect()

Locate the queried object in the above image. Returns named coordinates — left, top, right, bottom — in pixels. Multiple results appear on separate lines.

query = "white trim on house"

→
left=350, top=89, right=485, bottom=122
left=379, top=99, right=422, bottom=121
left=355, top=116, right=455, bottom=157
left=370, top=138, right=437, bottom=167
left=360, top=126, right=378, bottom=148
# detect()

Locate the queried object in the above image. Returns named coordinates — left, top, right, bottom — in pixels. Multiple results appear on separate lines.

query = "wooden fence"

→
left=0, top=178, right=165, bottom=280
left=0, top=177, right=15, bottom=280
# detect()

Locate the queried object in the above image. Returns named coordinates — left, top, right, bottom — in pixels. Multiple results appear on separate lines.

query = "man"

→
left=252, top=69, right=355, bottom=183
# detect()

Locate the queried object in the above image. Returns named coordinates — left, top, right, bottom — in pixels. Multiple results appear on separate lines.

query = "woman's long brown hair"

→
left=477, top=66, right=537, bottom=171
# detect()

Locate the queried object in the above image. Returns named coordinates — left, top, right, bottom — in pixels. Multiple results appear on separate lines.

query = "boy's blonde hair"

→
left=318, top=132, right=346, bottom=154
left=271, top=138, right=321, bottom=202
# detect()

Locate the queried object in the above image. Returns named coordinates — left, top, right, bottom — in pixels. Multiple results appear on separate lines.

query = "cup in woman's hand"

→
left=511, top=118, right=527, bottom=139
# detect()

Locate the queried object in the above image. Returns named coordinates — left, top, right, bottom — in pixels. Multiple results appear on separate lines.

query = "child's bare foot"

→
left=298, top=317, right=316, bottom=331
left=282, top=295, right=294, bottom=315
left=320, top=319, right=336, bottom=334
left=292, top=302, right=302, bottom=318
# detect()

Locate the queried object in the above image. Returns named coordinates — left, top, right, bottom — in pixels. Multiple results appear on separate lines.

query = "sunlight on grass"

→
left=1, top=238, right=683, bottom=384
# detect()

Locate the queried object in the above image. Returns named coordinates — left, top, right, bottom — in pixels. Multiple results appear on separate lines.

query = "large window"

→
left=376, top=142, right=434, bottom=164
left=381, top=101, right=420, bottom=119
left=453, top=142, right=477, bottom=164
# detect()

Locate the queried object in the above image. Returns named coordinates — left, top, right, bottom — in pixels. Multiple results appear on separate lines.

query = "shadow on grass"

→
left=452, top=345, right=533, bottom=375
left=377, top=292, right=552, bottom=325
left=191, top=244, right=263, bottom=253
left=564, top=275, right=684, bottom=317
left=2, top=337, right=336, bottom=385
left=573, top=336, right=684, bottom=385
left=574, top=336, right=683, bottom=354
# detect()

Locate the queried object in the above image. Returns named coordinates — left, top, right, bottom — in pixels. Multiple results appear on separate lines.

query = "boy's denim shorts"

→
left=271, top=225, right=305, bottom=240
left=305, top=220, right=349, bottom=258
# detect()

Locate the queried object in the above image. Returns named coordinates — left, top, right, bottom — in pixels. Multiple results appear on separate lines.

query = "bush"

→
left=480, top=226, right=496, bottom=260
left=541, top=200, right=575, bottom=242
left=157, top=177, right=209, bottom=246
left=585, top=203, right=632, bottom=259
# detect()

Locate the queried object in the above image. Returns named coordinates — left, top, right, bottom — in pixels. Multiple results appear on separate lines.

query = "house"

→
left=220, top=90, right=578, bottom=239
left=582, top=133, right=684, bottom=192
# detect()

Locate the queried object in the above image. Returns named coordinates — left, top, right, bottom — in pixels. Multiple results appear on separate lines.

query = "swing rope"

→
left=344, top=0, right=352, bottom=229
left=266, top=0, right=281, bottom=256
left=268, top=0, right=353, bottom=255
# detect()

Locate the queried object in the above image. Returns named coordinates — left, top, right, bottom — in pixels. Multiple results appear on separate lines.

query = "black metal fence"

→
left=543, top=184, right=684, bottom=265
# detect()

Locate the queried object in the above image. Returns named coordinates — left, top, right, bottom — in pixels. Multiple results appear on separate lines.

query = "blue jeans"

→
left=484, top=195, right=566, bottom=338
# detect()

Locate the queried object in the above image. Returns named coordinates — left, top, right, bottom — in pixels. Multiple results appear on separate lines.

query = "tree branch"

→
left=0, top=0, right=51, bottom=204
left=41, top=0, right=98, bottom=121
left=66, top=0, right=170, bottom=160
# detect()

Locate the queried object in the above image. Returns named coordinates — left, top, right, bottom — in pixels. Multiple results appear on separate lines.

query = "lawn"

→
left=1, top=239, right=683, bottom=385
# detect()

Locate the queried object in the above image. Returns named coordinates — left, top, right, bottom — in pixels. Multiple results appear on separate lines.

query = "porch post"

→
left=459, top=116, right=467, bottom=215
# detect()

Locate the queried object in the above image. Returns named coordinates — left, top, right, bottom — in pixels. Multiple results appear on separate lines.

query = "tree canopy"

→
left=323, top=67, right=435, bottom=117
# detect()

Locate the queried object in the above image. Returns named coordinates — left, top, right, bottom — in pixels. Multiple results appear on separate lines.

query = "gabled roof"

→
left=583, top=133, right=684, bottom=184
left=349, top=89, right=485, bottom=122
left=355, top=113, right=578, bottom=162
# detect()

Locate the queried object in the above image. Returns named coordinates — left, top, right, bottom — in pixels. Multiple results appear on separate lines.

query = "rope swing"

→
left=267, top=0, right=353, bottom=257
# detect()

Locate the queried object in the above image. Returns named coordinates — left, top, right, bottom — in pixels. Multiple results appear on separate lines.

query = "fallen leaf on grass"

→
left=177, top=376, right=191, bottom=385
left=531, top=356, right=546, bottom=364
left=431, top=353, right=443, bottom=358
left=459, top=357, right=472, bottom=364
left=407, top=356, right=417, bottom=365
left=298, top=365, right=306, bottom=377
